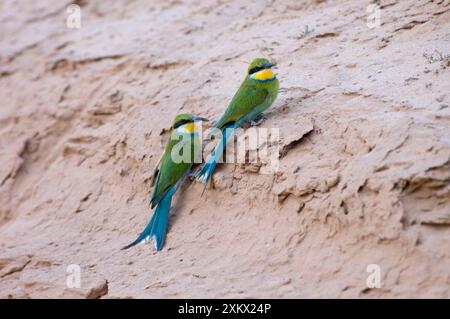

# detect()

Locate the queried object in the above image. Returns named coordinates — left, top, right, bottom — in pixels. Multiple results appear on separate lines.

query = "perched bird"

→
left=197, top=58, right=279, bottom=190
left=123, top=113, right=208, bottom=251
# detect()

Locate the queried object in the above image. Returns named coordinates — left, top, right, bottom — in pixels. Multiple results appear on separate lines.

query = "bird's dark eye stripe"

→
left=173, top=119, right=192, bottom=129
left=248, top=66, right=264, bottom=75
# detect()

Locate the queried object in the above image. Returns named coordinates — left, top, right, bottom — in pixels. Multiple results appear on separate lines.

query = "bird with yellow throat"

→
left=124, top=113, right=208, bottom=251
left=197, top=58, right=279, bottom=191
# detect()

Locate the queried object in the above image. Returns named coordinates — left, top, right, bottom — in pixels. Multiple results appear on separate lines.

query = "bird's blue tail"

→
left=122, top=187, right=175, bottom=251
left=197, top=126, right=235, bottom=195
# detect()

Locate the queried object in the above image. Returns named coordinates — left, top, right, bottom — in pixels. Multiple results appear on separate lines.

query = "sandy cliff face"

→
left=0, top=0, right=449, bottom=298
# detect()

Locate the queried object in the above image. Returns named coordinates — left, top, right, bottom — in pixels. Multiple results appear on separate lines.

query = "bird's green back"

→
left=215, top=76, right=279, bottom=129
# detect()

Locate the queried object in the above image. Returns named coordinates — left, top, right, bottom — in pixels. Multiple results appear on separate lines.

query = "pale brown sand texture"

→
left=0, top=0, right=449, bottom=298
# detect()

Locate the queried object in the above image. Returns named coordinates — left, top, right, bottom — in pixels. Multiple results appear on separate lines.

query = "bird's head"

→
left=172, top=113, right=209, bottom=134
left=247, top=58, right=277, bottom=83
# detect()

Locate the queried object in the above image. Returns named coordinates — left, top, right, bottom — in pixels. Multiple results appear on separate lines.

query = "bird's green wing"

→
left=149, top=152, right=163, bottom=187
left=150, top=136, right=192, bottom=208
left=215, top=80, right=268, bottom=130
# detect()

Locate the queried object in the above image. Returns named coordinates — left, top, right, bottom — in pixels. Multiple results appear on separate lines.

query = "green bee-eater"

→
left=123, top=113, right=208, bottom=251
left=197, top=57, right=279, bottom=190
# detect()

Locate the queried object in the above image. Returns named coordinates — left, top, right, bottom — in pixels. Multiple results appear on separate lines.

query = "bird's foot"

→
left=250, top=114, right=267, bottom=126
left=187, top=171, right=197, bottom=181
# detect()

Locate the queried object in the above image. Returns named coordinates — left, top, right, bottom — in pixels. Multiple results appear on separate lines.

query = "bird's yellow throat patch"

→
left=185, top=122, right=196, bottom=133
left=178, top=122, right=196, bottom=134
left=251, top=69, right=275, bottom=82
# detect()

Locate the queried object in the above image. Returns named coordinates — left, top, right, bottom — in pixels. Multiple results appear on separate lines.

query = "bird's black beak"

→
left=192, top=116, right=209, bottom=122
left=264, top=62, right=276, bottom=69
